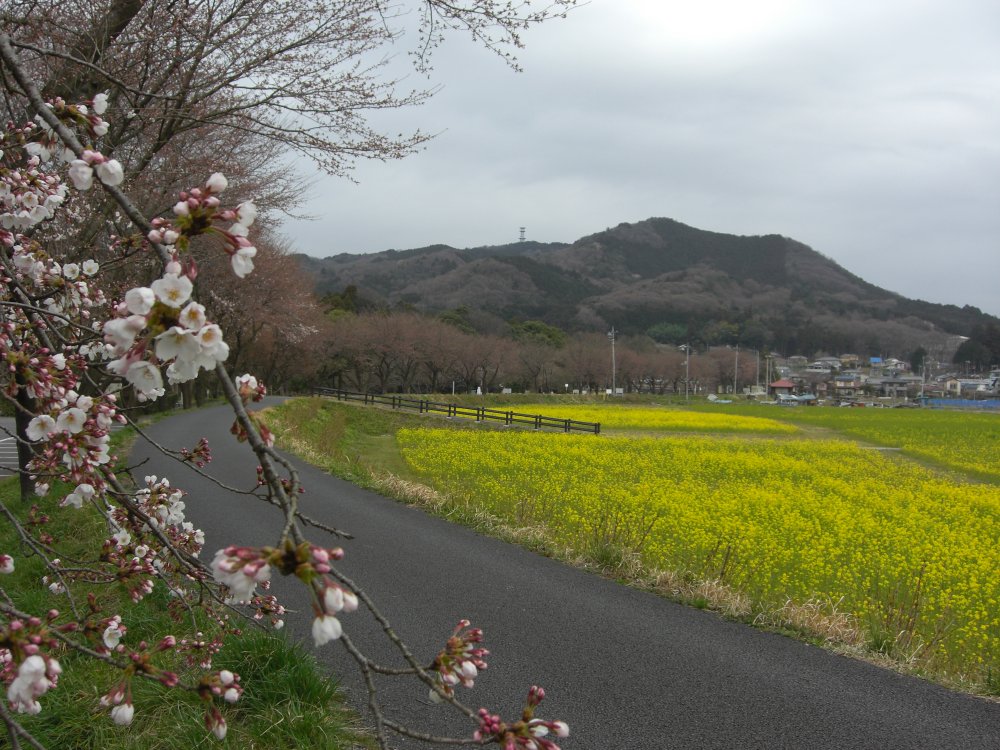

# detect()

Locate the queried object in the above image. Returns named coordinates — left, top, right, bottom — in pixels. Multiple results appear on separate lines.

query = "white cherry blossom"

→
left=155, top=326, right=201, bottom=362
left=178, top=301, right=206, bottom=330
left=124, top=286, right=155, bottom=315
left=110, top=702, right=134, bottom=726
left=67, top=160, right=93, bottom=190
left=125, top=361, right=164, bottom=394
left=151, top=273, right=193, bottom=308
left=103, top=315, right=146, bottom=352
left=312, top=615, right=342, bottom=646
left=95, top=160, right=124, bottom=186
left=231, top=245, right=256, bottom=278
left=205, top=172, right=228, bottom=193
left=55, top=407, right=87, bottom=434
left=235, top=201, right=257, bottom=227
left=197, top=324, right=228, bottom=361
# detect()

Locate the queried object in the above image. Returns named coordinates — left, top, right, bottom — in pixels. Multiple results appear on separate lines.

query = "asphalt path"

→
left=0, top=417, right=18, bottom=476
left=130, top=400, right=1000, bottom=749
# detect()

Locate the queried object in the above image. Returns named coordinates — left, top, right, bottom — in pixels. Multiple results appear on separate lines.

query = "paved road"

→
left=131, top=401, right=1000, bottom=749
left=0, top=417, right=18, bottom=476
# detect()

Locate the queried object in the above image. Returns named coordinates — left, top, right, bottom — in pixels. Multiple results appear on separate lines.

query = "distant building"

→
left=884, top=358, right=908, bottom=372
left=840, top=354, right=860, bottom=368
left=832, top=374, right=863, bottom=399
left=805, top=362, right=832, bottom=374
left=944, top=377, right=993, bottom=396
left=872, top=377, right=910, bottom=398
left=769, top=378, right=797, bottom=397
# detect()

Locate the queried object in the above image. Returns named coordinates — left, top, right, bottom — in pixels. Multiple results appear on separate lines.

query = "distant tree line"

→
left=222, top=288, right=997, bottom=398
left=313, top=308, right=760, bottom=396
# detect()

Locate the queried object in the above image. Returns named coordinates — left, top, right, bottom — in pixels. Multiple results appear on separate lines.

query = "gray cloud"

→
left=284, top=0, right=1000, bottom=316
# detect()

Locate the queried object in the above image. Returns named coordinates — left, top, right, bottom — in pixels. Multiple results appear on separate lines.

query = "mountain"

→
left=294, top=218, right=996, bottom=358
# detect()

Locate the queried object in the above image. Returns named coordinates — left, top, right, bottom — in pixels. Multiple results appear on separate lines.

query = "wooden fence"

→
left=311, top=387, right=600, bottom=435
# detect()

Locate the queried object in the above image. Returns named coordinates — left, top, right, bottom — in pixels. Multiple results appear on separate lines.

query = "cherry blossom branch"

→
left=0, top=18, right=572, bottom=748
left=0, top=699, right=47, bottom=750
left=381, top=718, right=486, bottom=746
left=6, top=40, right=174, bottom=101
left=213, top=363, right=303, bottom=545
left=339, top=632, right=390, bottom=748
left=328, top=566, right=479, bottom=718
left=0, top=33, right=171, bottom=267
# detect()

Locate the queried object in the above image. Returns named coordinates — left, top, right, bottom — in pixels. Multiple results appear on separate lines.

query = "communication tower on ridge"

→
left=519, top=226, right=526, bottom=242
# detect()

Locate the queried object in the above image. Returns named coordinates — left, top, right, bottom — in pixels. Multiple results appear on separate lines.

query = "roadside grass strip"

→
left=0, top=468, right=368, bottom=748
left=510, top=404, right=798, bottom=434
left=398, top=428, right=1000, bottom=681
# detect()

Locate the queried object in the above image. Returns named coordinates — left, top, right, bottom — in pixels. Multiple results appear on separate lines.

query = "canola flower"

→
left=733, top=407, right=1000, bottom=481
left=512, top=404, right=797, bottom=434
left=398, top=428, right=1000, bottom=677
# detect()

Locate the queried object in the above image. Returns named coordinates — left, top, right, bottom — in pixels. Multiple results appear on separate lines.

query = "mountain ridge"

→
left=295, top=217, right=995, bottom=358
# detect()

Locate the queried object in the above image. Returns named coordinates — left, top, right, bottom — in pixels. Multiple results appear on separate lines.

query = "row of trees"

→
left=314, top=311, right=764, bottom=396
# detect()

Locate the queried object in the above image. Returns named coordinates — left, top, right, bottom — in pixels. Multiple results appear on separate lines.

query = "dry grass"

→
left=650, top=571, right=753, bottom=619
left=368, top=471, right=556, bottom=555
left=754, top=597, right=865, bottom=647
left=369, top=473, right=447, bottom=508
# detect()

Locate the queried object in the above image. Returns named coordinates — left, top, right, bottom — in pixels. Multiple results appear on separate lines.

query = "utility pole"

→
left=608, top=327, right=617, bottom=396
left=680, top=344, right=691, bottom=403
left=734, top=345, right=740, bottom=395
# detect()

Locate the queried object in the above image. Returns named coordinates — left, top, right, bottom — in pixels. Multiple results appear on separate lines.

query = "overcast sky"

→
left=284, top=0, right=1000, bottom=317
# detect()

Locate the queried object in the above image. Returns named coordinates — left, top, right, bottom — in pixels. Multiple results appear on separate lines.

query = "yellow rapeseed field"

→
left=730, top=407, right=1000, bottom=480
left=397, top=427, right=1000, bottom=677
left=512, top=403, right=797, bottom=433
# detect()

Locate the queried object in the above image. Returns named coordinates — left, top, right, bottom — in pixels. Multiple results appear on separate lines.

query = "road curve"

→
left=130, top=401, right=1000, bottom=749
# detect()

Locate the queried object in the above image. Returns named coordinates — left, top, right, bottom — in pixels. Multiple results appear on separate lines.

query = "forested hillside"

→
left=296, top=218, right=997, bottom=359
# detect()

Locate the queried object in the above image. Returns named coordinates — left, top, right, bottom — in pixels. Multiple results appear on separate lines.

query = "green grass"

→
left=0, top=427, right=370, bottom=750
left=264, top=397, right=475, bottom=483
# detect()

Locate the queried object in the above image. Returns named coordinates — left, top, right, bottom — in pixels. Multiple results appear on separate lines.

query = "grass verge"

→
left=0, top=424, right=371, bottom=749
